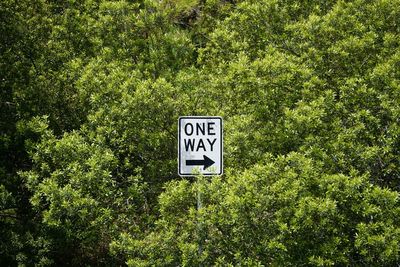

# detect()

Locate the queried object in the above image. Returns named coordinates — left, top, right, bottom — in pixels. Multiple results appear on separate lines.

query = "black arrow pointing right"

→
left=186, top=155, right=215, bottom=170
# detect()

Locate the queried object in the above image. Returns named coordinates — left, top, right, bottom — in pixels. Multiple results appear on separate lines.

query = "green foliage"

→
left=122, top=154, right=399, bottom=266
left=22, top=128, right=147, bottom=265
left=1, top=0, right=400, bottom=265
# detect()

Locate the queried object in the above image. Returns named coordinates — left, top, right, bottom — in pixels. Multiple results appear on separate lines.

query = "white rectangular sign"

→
left=178, top=116, right=223, bottom=176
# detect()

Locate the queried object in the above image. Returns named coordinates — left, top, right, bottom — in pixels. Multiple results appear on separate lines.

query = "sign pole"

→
left=197, top=175, right=203, bottom=266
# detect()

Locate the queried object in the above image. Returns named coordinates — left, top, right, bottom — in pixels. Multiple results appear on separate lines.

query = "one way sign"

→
left=178, top=116, right=223, bottom=176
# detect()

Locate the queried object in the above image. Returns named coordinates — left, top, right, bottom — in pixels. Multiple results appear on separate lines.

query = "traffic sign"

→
left=178, top=116, right=223, bottom=176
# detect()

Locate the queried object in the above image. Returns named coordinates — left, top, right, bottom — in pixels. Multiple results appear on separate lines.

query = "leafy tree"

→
left=117, top=154, right=399, bottom=266
left=1, top=0, right=399, bottom=265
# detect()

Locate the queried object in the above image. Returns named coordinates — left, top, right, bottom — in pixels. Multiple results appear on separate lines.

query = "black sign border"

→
left=178, top=116, right=223, bottom=176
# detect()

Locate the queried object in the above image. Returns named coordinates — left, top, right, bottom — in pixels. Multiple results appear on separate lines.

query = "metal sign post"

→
left=197, top=175, right=203, bottom=265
